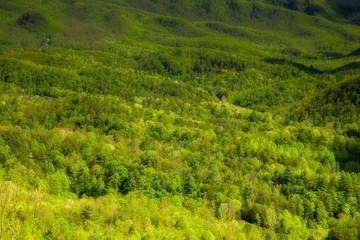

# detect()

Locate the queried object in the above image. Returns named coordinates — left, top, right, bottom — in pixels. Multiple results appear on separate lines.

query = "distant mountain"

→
left=128, top=0, right=360, bottom=24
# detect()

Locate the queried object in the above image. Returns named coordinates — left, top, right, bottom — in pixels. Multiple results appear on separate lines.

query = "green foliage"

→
left=0, top=0, right=358, bottom=239
left=155, top=16, right=204, bottom=37
left=81, top=205, right=98, bottom=222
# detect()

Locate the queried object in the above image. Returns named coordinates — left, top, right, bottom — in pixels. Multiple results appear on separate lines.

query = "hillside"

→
left=290, top=76, right=360, bottom=124
left=0, top=0, right=360, bottom=239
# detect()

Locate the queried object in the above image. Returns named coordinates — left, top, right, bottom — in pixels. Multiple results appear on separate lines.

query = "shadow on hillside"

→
left=336, top=135, right=360, bottom=173
left=263, top=58, right=323, bottom=74
left=263, top=57, right=360, bottom=74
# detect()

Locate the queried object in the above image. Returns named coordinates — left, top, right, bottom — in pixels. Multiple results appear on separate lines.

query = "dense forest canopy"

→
left=0, top=0, right=359, bottom=239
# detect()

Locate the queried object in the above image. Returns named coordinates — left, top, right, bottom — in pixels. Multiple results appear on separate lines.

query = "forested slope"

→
left=0, top=0, right=359, bottom=239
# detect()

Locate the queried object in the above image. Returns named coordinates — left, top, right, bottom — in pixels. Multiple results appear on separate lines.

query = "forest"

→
left=0, top=0, right=359, bottom=239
